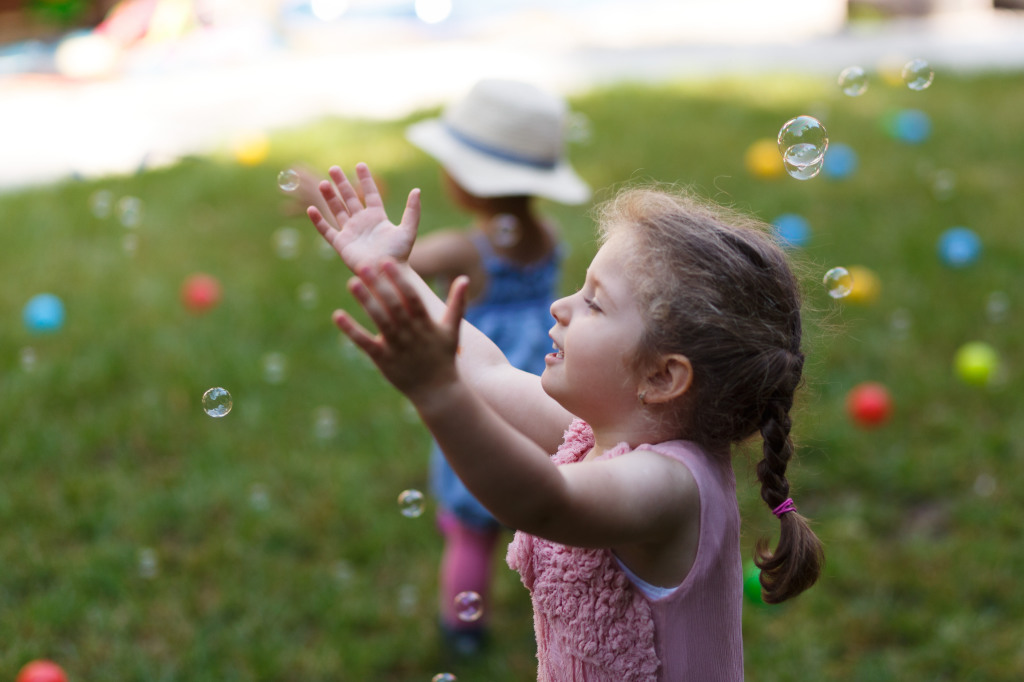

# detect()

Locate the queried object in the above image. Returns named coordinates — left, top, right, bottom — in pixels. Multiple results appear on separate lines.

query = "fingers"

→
left=307, top=206, right=337, bottom=241
left=319, top=178, right=350, bottom=220
left=355, top=163, right=385, bottom=209
left=333, top=309, right=382, bottom=358
left=441, top=275, right=470, bottom=335
left=399, top=188, right=421, bottom=239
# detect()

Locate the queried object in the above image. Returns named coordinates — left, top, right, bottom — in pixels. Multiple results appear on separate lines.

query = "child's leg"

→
left=436, top=509, right=500, bottom=630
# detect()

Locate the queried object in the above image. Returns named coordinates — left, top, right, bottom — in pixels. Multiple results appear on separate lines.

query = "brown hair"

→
left=597, top=186, right=824, bottom=603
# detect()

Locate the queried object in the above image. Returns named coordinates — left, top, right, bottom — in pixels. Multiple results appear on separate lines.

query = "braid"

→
left=754, top=349, right=824, bottom=604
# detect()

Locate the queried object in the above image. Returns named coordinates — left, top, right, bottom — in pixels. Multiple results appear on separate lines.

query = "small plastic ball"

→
left=822, top=142, right=858, bottom=180
left=23, top=294, right=65, bottom=334
left=883, top=109, right=931, bottom=144
left=743, top=560, right=765, bottom=606
left=181, top=273, right=222, bottom=314
left=771, top=213, right=810, bottom=248
left=846, top=382, right=893, bottom=428
left=843, top=265, right=881, bottom=305
left=953, top=342, right=999, bottom=387
left=744, top=138, right=783, bottom=179
left=937, top=227, right=981, bottom=268
left=16, top=660, right=68, bottom=682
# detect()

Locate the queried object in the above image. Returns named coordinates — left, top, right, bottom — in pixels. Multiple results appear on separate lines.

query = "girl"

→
left=307, top=164, right=824, bottom=681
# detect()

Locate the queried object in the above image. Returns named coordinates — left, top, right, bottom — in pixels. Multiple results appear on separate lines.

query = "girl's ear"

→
left=640, top=353, right=693, bottom=405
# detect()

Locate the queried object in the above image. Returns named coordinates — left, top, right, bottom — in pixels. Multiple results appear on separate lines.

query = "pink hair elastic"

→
left=772, top=498, right=797, bottom=518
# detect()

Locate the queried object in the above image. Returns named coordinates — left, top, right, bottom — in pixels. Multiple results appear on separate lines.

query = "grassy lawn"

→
left=2, top=69, right=1022, bottom=680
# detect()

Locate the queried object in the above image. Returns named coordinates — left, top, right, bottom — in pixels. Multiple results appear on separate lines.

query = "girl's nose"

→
left=550, top=295, right=571, bottom=324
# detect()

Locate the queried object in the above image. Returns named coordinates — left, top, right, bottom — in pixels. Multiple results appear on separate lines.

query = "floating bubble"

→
left=937, top=227, right=981, bottom=268
left=137, top=547, right=158, bottom=579
left=931, top=168, right=957, bottom=201
left=823, top=267, right=853, bottom=299
left=202, top=387, right=233, bottom=417
left=778, top=116, right=828, bottom=180
left=23, top=293, right=65, bottom=334
left=117, top=196, right=143, bottom=228
left=902, top=58, right=934, bottom=91
left=397, top=583, right=419, bottom=613
left=985, top=291, right=1009, bottom=324
left=454, top=590, right=484, bottom=622
left=838, top=66, right=868, bottom=96
left=89, top=189, right=113, bottom=219
left=566, top=111, right=592, bottom=144
left=19, top=347, right=38, bottom=372
left=890, top=308, right=912, bottom=339
left=432, top=674, right=457, bottom=682
left=277, top=169, right=300, bottom=192
left=297, top=282, right=319, bottom=309
left=249, top=483, right=270, bottom=511
left=492, top=214, right=520, bottom=247
left=771, top=213, right=810, bottom=248
left=122, top=233, right=139, bottom=256
left=398, top=489, right=425, bottom=518
left=273, top=227, right=301, bottom=259
left=313, top=406, right=338, bottom=439
left=333, top=559, right=355, bottom=585
left=262, top=352, right=288, bottom=384
left=973, top=473, right=996, bottom=498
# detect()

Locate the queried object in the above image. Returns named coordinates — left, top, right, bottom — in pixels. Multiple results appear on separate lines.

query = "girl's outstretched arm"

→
left=310, top=165, right=572, bottom=453
left=338, top=262, right=698, bottom=555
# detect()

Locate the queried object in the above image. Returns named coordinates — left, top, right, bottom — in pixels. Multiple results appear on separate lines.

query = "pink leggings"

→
left=437, top=510, right=501, bottom=629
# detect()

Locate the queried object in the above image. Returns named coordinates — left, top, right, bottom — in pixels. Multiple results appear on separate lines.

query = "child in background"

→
left=402, top=79, right=590, bottom=655
left=308, top=164, right=824, bottom=680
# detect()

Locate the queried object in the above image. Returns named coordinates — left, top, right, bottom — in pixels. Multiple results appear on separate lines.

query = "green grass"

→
left=2, top=70, right=1023, bottom=680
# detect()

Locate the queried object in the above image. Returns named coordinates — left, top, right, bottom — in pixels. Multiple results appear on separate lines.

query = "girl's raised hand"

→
left=307, top=163, right=419, bottom=273
left=334, top=259, right=470, bottom=402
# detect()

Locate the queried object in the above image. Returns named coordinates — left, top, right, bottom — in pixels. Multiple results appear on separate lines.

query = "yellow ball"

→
left=843, top=265, right=881, bottom=305
left=953, top=341, right=999, bottom=387
left=744, top=138, right=783, bottom=179
left=232, top=131, right=270, bottom=166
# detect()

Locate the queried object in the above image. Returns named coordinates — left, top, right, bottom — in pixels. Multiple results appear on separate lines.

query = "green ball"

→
left=743, top=560, right=765, bottom=606
left=954, top=341, right=999, bottom=387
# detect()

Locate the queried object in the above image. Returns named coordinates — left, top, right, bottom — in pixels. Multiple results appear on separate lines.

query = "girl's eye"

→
left=584, top=298, right=602, bottom=312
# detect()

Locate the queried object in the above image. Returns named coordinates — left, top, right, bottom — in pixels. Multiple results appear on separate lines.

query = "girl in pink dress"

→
left=308, top=163, right=824, bottom=681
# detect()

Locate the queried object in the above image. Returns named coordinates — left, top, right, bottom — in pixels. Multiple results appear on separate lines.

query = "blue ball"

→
left=823, top=143, right=858, bottom=179
left=892, top=109, right=931, bottom=144
left=937, top=227, right=981, bottom=268
left=23, top=293, right=65, bottom=334
left=772, top=213, right=810, bottom=248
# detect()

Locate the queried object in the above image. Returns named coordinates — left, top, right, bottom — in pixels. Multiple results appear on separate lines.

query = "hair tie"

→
left=772, top=498, right=797, bottom=518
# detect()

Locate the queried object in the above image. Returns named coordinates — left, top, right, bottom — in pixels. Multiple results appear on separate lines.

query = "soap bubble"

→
left=823, top=267, right=853, bottom=299
left=902, top=58, right=934, bottom=91
left=19, top=347, right=38, bottom=372
left=297, top=282, right=319, bottom=309
left=117, top=196, right=143, bottom=228
left=397, top=583, right=419, bottom=613
left=273, top=227, right=300, bottom=259
left=398, top=489, right=425, bottom=518
left=838, top=66, right=868, bottom=96
left=249, top=483, right=270, bottom=511
left=432, top=674, right=457, bottom=682
left=492, top=214, right=520, bottom=247
left=89, top=189, right=114, bottom=219
left=985, top=291, right=1009, bottom=324
left=931, top=169, right=957, bottom=200
left=122, top=233, right=139, bottom=256
left=261, top=352, right=288, bottom=384
left=777, top=116, right=828, bottom=180
left=313, top=406, right=338, bottom=439
left=454, top=590, right=484, bottom=622
left=277, top=168, right=300, bottom=192
left=202, top=387, right=233, bottom=417
left=566, top=111, right=592, bottom=144
left=137, top=547, right=158, bottom=579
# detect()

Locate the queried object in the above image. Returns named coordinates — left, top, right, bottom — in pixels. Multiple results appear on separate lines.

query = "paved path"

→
left=1, top=4, right=1023, bottom=191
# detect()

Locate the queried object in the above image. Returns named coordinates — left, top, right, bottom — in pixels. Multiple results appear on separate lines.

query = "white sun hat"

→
left=406, top=78, right=591, bottom=205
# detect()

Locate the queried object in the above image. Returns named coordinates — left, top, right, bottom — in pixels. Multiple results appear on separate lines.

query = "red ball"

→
left=846, top=381, right=892, bottom=428
left=181, top=273, right=222, bottom=314
left=16, top=660, right=67, bottom=682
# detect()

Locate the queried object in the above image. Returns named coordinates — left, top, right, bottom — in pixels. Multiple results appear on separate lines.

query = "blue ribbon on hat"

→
left=443, top=123, right=558, bottom=170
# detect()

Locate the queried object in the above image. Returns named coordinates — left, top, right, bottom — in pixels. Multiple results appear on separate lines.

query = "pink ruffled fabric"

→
left=507, top=419, right=660, bottom=681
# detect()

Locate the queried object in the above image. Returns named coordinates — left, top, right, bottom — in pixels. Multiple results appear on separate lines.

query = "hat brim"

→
left=406, top=119, right=591, bottom=205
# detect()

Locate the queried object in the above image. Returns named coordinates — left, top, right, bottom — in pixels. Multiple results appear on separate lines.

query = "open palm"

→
left=307, top=163, right=419, bottom=273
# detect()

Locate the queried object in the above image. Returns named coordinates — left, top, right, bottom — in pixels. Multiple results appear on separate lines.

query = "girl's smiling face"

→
left=542, top=230, right=647, bottom=426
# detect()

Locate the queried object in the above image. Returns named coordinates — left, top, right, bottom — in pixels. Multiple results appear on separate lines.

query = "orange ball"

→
left=16, top=660, right=67, bottom=682
left=181, top=273, right=222, bottom=315
left=846, top=382, right=892, bottom=428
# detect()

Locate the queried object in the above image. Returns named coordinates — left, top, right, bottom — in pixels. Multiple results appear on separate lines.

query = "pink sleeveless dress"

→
left=507, top=419, right=744, bottom=681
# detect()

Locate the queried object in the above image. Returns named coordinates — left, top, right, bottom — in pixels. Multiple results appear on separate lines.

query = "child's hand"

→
left=334, top=259, right=469, bottom=403
left=307, top=163, right=419, bottom=273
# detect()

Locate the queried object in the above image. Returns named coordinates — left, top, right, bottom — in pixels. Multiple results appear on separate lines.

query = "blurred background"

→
left=2, top=1, right=1024, bottom=681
